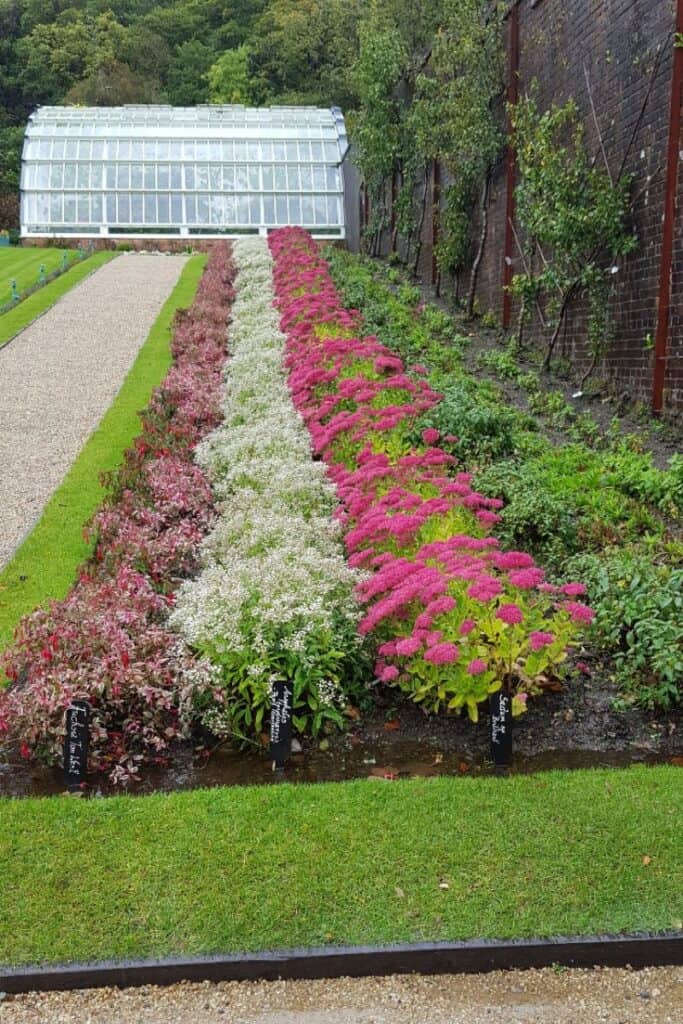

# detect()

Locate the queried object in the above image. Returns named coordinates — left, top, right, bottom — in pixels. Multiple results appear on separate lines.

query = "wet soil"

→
left=1, top=666, right=680, bottom=799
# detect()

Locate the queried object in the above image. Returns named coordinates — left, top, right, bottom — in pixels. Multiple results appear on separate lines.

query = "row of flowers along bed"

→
left=268, top=227, right=593, bottom=721
left=0, top=246, right=235, bottom=783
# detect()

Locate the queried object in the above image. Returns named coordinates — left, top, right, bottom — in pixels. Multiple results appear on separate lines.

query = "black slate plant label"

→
left=64, top=700, right=91, bottom=792
left=270, top=681, right=293, bottom=771
left=490, top=690, right=512, bottom=767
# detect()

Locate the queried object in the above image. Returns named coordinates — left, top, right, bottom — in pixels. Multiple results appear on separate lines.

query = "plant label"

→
left=270, top=681, right=293, bottom=772
left=64, top=700, right=91, bottom=792
left=490, top=690, right=512, bottom=768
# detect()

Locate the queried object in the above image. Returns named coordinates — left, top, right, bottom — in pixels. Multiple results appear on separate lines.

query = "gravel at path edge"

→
left=0, top=254, right=188, bottom=569
left=1, top=966, right=682, bottom=1023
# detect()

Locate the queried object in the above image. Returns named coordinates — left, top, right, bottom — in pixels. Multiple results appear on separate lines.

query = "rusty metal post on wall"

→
left=390, top=169, right=398, bottom=252
left=502, top=1, right=521, bottom=329
left=652, top=0, right=683, bottom=415
left=431, top=160, right=441, bottom=290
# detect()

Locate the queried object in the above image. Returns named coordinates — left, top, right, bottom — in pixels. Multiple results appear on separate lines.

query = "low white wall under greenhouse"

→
left=20, top=104, right=348, bottom=240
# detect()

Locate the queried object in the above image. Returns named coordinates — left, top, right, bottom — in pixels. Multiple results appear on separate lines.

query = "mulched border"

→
left=2, top=933, right=682, bottom=994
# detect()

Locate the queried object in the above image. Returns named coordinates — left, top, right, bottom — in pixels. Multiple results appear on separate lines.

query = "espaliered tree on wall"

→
left=510, top=91, right=637, bottom=372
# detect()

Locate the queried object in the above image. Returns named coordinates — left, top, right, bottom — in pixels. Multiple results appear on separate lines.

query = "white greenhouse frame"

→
left=20, top=104, right=348, bottom=240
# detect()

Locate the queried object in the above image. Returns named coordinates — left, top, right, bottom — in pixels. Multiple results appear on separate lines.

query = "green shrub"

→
left=565, top=549, right=683, bottom=710
left=415, top=381, right=529, bottom=465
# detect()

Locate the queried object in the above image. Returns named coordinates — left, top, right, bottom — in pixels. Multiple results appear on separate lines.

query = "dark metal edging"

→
left=1, top=933, right=682, bottom=995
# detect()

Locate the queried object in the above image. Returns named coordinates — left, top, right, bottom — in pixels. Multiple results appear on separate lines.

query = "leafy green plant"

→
left=565, top=550, right=683, bottom=710
left=414, top=381, right=528, bottom=465
left=511, top=91, right=636, bottom=373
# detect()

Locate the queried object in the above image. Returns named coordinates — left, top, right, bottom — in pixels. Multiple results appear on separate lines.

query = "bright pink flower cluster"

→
left=0, top=245, right=236, bottom=779
left=268, top=229, right=590, bottom=709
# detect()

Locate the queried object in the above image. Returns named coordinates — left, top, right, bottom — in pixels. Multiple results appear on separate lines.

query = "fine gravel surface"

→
left=1, top=967, right=682, bottom=1023
left=0, top=253, right=188, bottom=569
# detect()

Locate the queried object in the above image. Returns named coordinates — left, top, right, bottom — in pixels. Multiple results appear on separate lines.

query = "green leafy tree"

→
left=207, top=45, right=252, bottom=104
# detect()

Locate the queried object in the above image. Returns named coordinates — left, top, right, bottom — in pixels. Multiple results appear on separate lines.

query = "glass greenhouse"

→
left=20, top=105, right=348, bottom=239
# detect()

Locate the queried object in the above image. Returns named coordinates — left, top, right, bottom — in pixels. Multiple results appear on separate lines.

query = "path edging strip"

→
left=2, top=933, right=682, bottom=994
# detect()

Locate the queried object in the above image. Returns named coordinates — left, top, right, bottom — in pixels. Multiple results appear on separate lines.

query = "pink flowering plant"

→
left=269, top=228, right=592, bottom=720
left=0, top=245, right=235, bottom=781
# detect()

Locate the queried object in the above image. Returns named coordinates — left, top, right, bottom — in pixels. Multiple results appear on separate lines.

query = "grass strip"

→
left=0, top=252, right=115, bottom=348
left=0, top=765, right=680, bottom=967
left=0, top=247, right=77, bottom=300
left=0, top=254, right=208, bottom=653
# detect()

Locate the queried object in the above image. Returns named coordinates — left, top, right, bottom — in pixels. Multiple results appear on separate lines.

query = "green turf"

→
left=0, top=251, right=116, bottom=348
left=0, top=765, right=680, bottom=966
left=0, top=246, right=79, bottom=302
left=0, top=253, right=208, bottom=654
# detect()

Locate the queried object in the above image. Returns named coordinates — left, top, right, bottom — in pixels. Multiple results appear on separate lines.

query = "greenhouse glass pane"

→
left=131, top=140, right=143, bottom=159
left=324, top=141, right=339, bottom=161
left=92, top=140, right=104, bottom=159
left=64, top=163, right=76, bottom=188
left=196, top=140, right=209, bottom=159
left=272, top=141, right=286, bottom=162
left=157, top=194, right=170, bottom=222
left=144, top=164, right=156, bottom=189
left=276, top=195, right=288, bottom=224
left=197, top=194, right=210, bottom=222
left=248, top=165, right=259, bottom=189
left=326, top=166, right=339, bottom=190
left=117, top=164, right=130, bottom=188
left=170, top=141, right=183, bottom=160
left=38, top=139, right=52, bottom=158
left=65, top=195, right=77, bottom=222
left=77, top=164, right=89, bottom=187
left=247, top=142, right=260, bottom=161
left=131, top=194, right=143, bottom=221
left=91, top=163, right=103, bottom=188
left=117, top=194, right=130, bottom=222
left=314, top=195, right=327, bottom=223
left=208, top=140, right=221, bottom=160
left=143, top=140, right=156, bottom=159
left=310, top=141, right=324, bottom=161
left=36, top=193, right=50, bottom=222
left=171, top=164, right=182, bottom=189
left=105, top=165, right=117, bottom=188
left=301, top=196, right=314, bottom=223
left=223, top=195, right=236, bottom=222
left=286, top=141, right=297, bottom=161
left=171, top=194, right=183, bottom=222
left=157, top=140, right=170, bottom=160
left=65, top=139, right=78, bottom=158
left=236, top=195, right=249, bottom=223
left=300, top=165, right=312, bottom=190
left=106, top=194, right=116, bottom=221
left=274, top=165, right=286, bottom=190
left=209, top=164, right=221, bottom=190
left=185, top=194, right=197, bottom=223
left=312, top=165, right=325, bottom=190
left=50, top=194, right=62, bottom=222
left=131, top=164, right=143, bottom=189
left=287, top=166, right=300, bottom=190
left=234, top=141, right=247, bottom=161
left=183, top=140, right=195, bottom=159
left=144, top=194, right=156, bottom=223
left=184, top=166, right=195, bottom=189
left=52, top=138, right=65, bottom=158
left=36, top=165, right=49, bottom=187
left=327, top=195, right=339, bottom=223
left=222, top=140, right=234, bottom=161
left=78, top=195, right=89, bottom=222
left=261, top=165, right=273, bottom=189
left=235, top=165, right=248, bottom=190
left=158, top=164, right=170, bottom=189
left=196, top=165, right=209, bottom=189
left=91, top=194, right=102, bottom=222
left=263, top=194, right=275, bottom=223
left=261, top=141, right=273, bottom=160
left=119, top=140, right=131, bottom=159
left=248, top=195, right=260, bottom=223
left=288, top=195, right=301, bottom=223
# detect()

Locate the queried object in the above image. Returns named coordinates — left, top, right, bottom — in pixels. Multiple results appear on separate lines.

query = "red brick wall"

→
left=377, top=0, right=683, bottom=418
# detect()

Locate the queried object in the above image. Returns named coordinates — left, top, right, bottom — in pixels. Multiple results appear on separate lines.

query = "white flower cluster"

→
left=171, top=239, right=364, bottom=720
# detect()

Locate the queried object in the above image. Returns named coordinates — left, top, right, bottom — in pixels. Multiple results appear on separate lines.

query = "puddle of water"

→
left=0, top=738, right=675, bottom=800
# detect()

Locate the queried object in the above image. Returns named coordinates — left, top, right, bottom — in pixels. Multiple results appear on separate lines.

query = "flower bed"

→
left=269, top=228, right=592, bottom=720
left=0, top=245, right=235, bottom=782
left=170, top=238, right=367, bottom=741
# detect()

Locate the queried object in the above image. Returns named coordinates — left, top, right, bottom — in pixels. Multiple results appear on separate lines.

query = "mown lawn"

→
left=0, top=765, right=681, bottom=967
left=0, top=246, right=77, bottom=303
left=0, top=253, right=207, bottom=653
left=0, top=250, right=116, bottom=348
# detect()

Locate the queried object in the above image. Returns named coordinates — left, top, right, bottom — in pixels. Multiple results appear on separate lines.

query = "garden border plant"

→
left=0, top=247, right=235, bottom=783
left=269, top=228, right=593, bottom=723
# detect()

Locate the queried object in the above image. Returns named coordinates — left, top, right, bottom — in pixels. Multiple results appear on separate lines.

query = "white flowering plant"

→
left=171, top=238, right=370, bottom=741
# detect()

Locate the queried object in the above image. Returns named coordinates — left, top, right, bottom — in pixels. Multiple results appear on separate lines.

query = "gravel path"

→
left=1, top=967, right=682, bottom=1023
left=0, top=254, right=188, bottom=569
